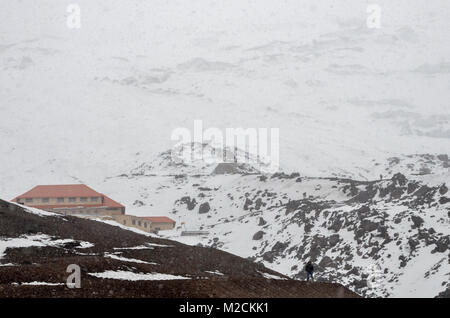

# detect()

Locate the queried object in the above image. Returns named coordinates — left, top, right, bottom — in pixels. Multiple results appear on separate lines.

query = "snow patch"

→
left=89, top=270, right=190, bottom=281
left=104, top=253, right=158, bottom=265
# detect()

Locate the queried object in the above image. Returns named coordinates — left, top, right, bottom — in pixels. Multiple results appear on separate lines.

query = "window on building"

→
left=132, top=220, right=136, bottom=225
left=138, top=221, right=142, bottom=226
left=25, top=198, right=33, bottom=203
left=41, top=198, right=49, bottom=203
left=80, top=197, right=88, bottom=202
left=90, top=197, right=99, bottom=202
left=68, top=197, right=76, bottom=203
left=57, top=197, right=64, bottom=203
left=123, top=220, right=126, bottom=225
left=144, top=222, right=147, bottom=228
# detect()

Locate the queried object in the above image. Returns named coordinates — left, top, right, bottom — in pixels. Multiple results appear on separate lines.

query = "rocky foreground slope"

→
left=0, top=199, right=357, bottom=298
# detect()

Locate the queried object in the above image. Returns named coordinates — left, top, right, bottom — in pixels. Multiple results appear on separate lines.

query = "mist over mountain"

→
left=1, top=0, right=449, bottom=197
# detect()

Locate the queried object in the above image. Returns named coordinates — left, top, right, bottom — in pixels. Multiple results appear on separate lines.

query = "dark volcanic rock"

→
left=433, top=236, right=450, bottom=253
left=243, top=198, right=253, bottom=210
left=353, top=279, right=367, bottom=289
left=328, top=217, right=343, bottom=232
left=319, top=256, right=334, bottom=268
left=328, top=234, right=340, bottom=247
left=252, top=231, right=265, bottom=240
left=439, top=184, right=448, bottom=195
left=407, top=182, right=419, bottom=194
left=254, top=198, right=263, bottom=210
left=258, top=175, right=267, bottom=182
left=198, top=202, right=211, bottom=214
left=258, top=217, right=267, bottom=226
left=399, top=255, right=408, bottom=268
left=304, top=222, right=314, bottom=233
left=437, top=154, right=449, bottom=162
left=360, top=219, right=379, bottom=232
left=411, top=215, right=424, bottom=229
left=408, top=238, right=419, bottom=252
left=271, top=242, right=289, bottom=254
left=392, top=173, right=407, bottom=186
left=285, top=200, right=302, bottom=214
left=180, top=196, right=197, bottom=211
left=412, top=185, right=436, bottom=207
left=133, top=200, right=145, bottom=207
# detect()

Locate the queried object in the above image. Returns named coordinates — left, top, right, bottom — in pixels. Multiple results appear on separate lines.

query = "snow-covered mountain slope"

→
left=97, top=148, right=450, bottom=298
left=1, top=0, right=450, bottom=198
left=2, top=199, right=360, bottom=297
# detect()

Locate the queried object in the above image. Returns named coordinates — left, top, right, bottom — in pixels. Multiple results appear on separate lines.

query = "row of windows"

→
left=23, top=197, right=100, bottom=203
left=122, top=219, right=162, bottom=232
left=123, top=219, right=149, bottom=228
left=62, top=209, right=102, bottom=215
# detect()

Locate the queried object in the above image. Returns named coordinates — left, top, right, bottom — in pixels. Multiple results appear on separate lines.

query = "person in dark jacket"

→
left=305, top=261, right=314, bottom=282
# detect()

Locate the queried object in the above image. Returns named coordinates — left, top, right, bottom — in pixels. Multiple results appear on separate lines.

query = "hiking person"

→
left=305, top=261, right=314, bottom=282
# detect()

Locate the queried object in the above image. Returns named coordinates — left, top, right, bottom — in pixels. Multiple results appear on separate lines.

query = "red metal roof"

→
left=14, top=184, right=102, bottom=199
left=141, top=216, right=176, bottom=223
left=13, top=185, right=124, bottom=208
left=29, top=204, right=105, bottom=209
left=101, top=195, right=125, bottom=208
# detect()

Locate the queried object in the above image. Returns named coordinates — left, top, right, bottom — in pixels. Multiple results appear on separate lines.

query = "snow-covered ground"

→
left=88, top=271, right=190, bottom=281
left=0, top=234, right=93, bottom=260
left=94, top=156, right=449, bottom=298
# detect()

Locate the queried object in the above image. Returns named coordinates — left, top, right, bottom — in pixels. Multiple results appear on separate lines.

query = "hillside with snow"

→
left=0, top=199, right=359, bottom=297
left=97, top=147, right=450, bottom=298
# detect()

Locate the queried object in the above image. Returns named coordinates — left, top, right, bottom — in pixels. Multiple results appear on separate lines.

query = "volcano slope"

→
left=0, top=199, right=358, bottom=298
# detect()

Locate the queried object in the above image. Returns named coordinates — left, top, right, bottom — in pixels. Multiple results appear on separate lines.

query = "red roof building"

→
left=141, top=216, right=176, bottom=224
left=13, top=184, right=125, bottom=216
left=113, top=215, right=176, bottom=232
